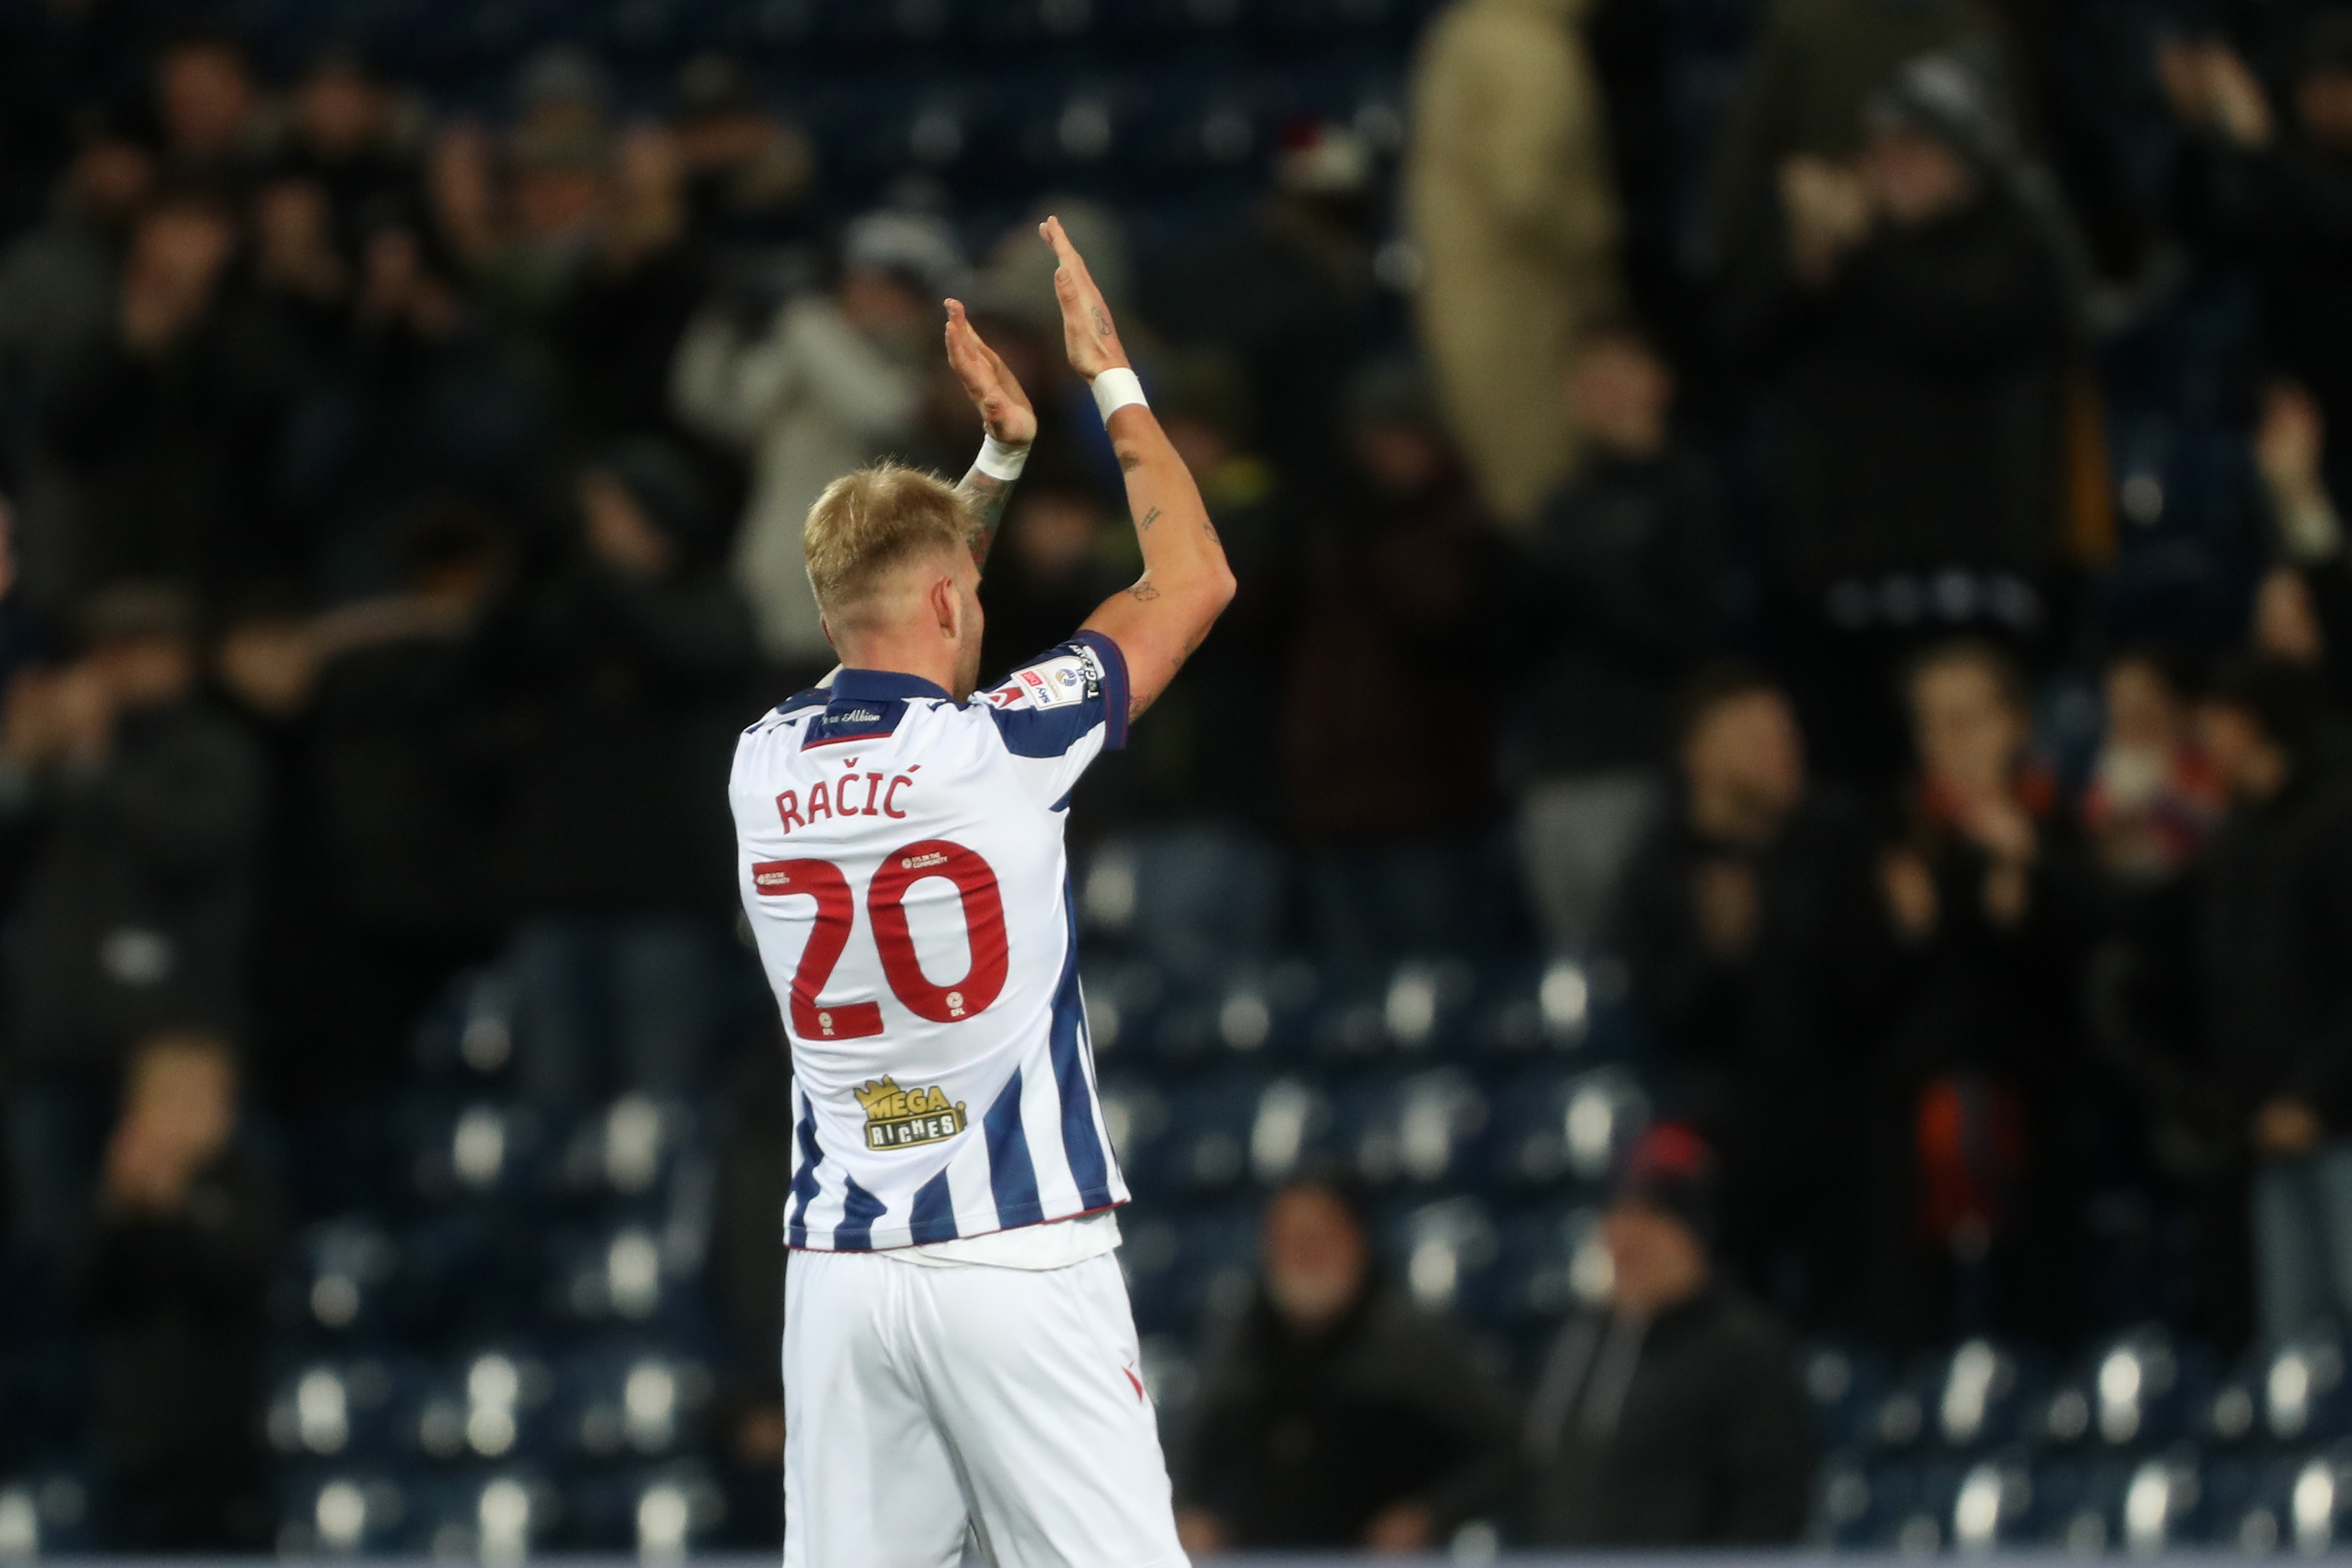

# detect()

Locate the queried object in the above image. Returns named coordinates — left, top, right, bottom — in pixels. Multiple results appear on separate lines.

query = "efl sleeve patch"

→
left=989, top=653, right=1090, bottom=711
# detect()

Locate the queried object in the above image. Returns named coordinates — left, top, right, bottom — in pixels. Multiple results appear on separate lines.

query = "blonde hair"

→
left=803, top=462, right=971, bottom=625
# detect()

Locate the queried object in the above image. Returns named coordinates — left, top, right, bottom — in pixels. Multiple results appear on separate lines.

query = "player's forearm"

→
left=955, top=432, right=1030, bottom=570
left=1110, top=406, right=1234, bottom=606
left=955, top=465, right=1016, bottom=568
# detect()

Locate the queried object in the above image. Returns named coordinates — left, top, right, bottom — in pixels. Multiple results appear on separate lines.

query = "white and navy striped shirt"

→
left=730, top=634, right=1131, bottom=1252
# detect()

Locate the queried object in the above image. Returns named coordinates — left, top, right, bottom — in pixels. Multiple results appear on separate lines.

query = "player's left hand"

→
left=943, top=298, right=1037, bottom=450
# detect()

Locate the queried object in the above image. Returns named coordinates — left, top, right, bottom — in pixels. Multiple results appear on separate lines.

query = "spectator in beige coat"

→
left=1405, top=0, right=1623, bottom=528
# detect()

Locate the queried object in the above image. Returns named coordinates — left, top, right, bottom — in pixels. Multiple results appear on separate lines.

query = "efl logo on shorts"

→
left=853, top=1075, right=968, bottom=1151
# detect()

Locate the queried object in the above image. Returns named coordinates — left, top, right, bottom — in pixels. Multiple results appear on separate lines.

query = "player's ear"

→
left=930, top=573, right=960, bottom=641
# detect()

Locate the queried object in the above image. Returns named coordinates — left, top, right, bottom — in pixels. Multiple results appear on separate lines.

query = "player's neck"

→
left=829, top=631, right=967, bottom=701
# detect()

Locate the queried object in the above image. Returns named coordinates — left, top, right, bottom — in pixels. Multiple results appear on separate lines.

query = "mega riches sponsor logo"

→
left=853, top=1075, right=968, bottom=1151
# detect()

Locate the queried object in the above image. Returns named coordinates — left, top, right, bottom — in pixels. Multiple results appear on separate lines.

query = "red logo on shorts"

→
left=1121, top=1362, right=1145, bottom=1402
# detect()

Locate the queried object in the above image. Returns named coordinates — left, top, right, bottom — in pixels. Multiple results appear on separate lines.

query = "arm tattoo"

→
left=1128, top=581, right=1162, bottom=601
left=1138, top=506, right=1161, bottom=532
left=955, top=467, right=1016, bottom=568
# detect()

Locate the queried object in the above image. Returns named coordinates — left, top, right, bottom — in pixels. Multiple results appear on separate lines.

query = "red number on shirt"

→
left=749, top=841, right=1008, bottom=1037
left=747, top=859, right=883, bottom=1041
left=867, top=839, right=1010, bottom=1024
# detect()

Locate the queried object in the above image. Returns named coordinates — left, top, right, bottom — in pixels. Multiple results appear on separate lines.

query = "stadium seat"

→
left=0, top=1471, right=95, bottom=1558
left=395, top=1347, right=560, bottom=1466
left=1868, top=1339, right=2044, bottom=1455
left=281, top=1216, right=403, bottom=1338
left=406, top=1470, right=565, bottom=1560
left=2202, top=1446, right=2352, bottom=1552
left=550, top=1346, right=716, bottom=1463
left=1483, top=1203, right=1611, bottom=1329
left=1801, top=1340, right=1893, bottom=1451
left=2028, top=1324, right=2214, bottom=1453
left=2256, top=1334, right=2352, bottom=1446
left=1380, top=1194, right=1499, bottom=1319
left=274, top=1469, right=419, bottom=1556
left=1119, top=1203, right=1258, bottom=1336
left=544, top=1221, right=709, bottom=1331
left=1076, top=957, right=1167, bottom=1062
left=1095, top=1074, right=1172, bottom=1189
left=2033, top=1451, right=2217, bottom=1552
left=565, top=1462, right=731, bottom=1554
left=1330, top=1067, right=1489, bottom=1188
left=265, top=1357, right=414, bottom=1464
left=1482, top=1063, right=1651, bottom=1193
left=552, top=1094, right=704, bottom=1212
left=398, top=1096, right=557, bottom=1206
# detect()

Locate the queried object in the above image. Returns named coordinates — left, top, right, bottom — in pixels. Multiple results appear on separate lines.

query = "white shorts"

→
left=783, top=1247, right=1190, bottom=1568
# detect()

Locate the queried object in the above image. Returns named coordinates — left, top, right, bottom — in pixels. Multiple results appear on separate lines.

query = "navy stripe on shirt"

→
left=983, top=1069, right=1044, bottom=1230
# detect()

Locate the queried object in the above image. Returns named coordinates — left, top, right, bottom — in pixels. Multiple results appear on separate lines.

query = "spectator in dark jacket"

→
left=1521, top=1123, right=1815, bottom=1546
left=216, top=500, right=516, bottom=1109
left=0, top=582, right=266, bottom=1249
left=501, top=438, right=757, bottom=1106
left=1611, top=667, right=1891, bottom=1327
left=1175, top=1172, right=1518, bottom=1554
left=73, top=1031, right=281, bottom=1550
left=43, top=188, right=309, bottom=606
left=1870, top=637, right=2089, bottom=1348
left=1725, top=48, right=2071, bottom=780
left=1511, top=326, right=1725, bottom=953
left=2196, top=657, right=2352, bottom=1346
left=1285, top=362, right=1508, bottom=977
left=2165, top=12, right=2352, bottom=506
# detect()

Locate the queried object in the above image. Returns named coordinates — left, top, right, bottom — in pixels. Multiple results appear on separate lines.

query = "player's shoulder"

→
left=973, top=633, right=1130, bottom=757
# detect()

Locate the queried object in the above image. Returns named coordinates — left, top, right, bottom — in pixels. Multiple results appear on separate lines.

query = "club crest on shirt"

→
left=854, top=1075, right=968, bottom=1151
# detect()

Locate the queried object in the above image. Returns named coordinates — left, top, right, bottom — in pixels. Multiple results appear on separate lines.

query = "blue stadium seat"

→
left=2202, top=1448, right=2352, bottom=1553
left=1330, top=1067, right=1489, bottom=1188
left=1482, top=1064, right=1651, bottom=1193
left=2028, top=1325, right=2214, bottom=1453
left=280, top=1216, right=403, bottom=1338
left=398, top=1096, right=557, bottom=1206
left=1096, top=1075, right=1172, bottom=1190
left=565, top=1462, right=731, bottom=1554
left=395, top=1347, right=560, bottom=1466
left=1119, top=1203, right=1258, bottom=1336
left=1484, top=1203, right=1610, bottom=1330
left=1868, top=1339, right=2045, bottom=1455
left=275, top=1469, right=419, bottom=1556
left=2255, top=1335, right=2352, bottom=1446
left=2030, top=1451, right=2210, bottom=1554
left=1154, top=1072, right=1334, bottom=1195
left=551, top=1346, right=715, bottom=1463
left=406, top=1470, right=565, bottom=1560
left=1077, top=956, right=1167, bottom=1064
left=552, top=1094, right=705, bottom=1213
left=1372, top=959, right=1479, bottom=1057
left=544, top=1221, right=708, bottom=1332
left=1380, top=1195, right=1499, bottom=1320
left=265, top=1356, right=415, bottom=1464
left=1801, top=1341, right=1892, bottom=1451
left=0, top=1471, right=96, bottom=1558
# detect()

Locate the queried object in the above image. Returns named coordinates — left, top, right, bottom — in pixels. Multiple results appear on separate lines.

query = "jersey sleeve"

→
left=973, top=630, right=1130, bottom=807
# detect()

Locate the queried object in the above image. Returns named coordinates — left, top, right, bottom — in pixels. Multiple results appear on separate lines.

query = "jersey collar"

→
left=833, top=667, right=953, bottom=703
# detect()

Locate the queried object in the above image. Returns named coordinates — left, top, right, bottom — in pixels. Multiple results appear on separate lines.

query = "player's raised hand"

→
left=1040, top=215, right=1129, bottom=379
left=944, top=298, right=1037, bottom=449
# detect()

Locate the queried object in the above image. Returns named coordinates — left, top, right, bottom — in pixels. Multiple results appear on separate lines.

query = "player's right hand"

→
left=944, top=298, right=1038, bottom=449
left=1039, top=215, right=1129, bottom=380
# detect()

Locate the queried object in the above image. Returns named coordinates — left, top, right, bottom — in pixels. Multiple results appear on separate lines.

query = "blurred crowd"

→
left=4, top=0, right=2352, bottom=1552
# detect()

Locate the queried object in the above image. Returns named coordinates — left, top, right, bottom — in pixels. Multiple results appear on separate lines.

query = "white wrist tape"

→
left=1090, top=367, right=1148, bottom=423
left=975, top=434, right=1029, bottom=482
